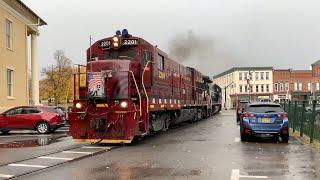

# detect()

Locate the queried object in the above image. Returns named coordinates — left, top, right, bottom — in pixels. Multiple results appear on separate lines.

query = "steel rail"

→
left=0, top=143, right=114, bottom=179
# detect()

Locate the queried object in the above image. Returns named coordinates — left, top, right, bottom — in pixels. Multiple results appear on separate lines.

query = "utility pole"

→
left=224, top=82, right=234, bottom=110
left=248, top=69, right=251, bottom=101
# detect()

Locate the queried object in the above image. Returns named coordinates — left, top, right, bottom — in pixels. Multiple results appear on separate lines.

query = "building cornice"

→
left=0, top=0, right=46, bottom=32
left=213, top=66, right=273, bottom=79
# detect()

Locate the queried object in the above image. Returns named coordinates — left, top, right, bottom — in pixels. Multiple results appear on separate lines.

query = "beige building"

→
left=0, top=0, right=46, bottom=111
left=213, top=67, right=273, bottom=109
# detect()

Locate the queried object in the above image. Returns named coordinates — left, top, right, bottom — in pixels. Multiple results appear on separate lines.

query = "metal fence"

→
left=281, top=100, right=320, bottom=143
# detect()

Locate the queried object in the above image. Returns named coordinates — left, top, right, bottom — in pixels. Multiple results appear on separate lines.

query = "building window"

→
left=266, top=84, right=269, bottom=92
left=249, top=73, right=253, bottom=80
left=7, top=69, right=13, bottom=97
left=6, top=19, right=13, bottom=49
left=239, top=72, right=243, bottom=81
left=285, top=82, right=289, bottom=91
left=266, top=72, right=269, bottom=80
left=261, top=84, right=264, bottom=92
left=256, top=85, right=259, bottom=93
left=255, top=72, right=259, bottom=80
left=275, top=83, right=278, bottom=91
left=294, top=83, right=298, bottom=91
left=157, top=54, right=164, bottom=71
left=308, top=82, right=311, bottom=91
left=317, top=82, right=320, bottom=91
left=240, top=85, right=243, bottom=93
left=244, top=72, right=248, bottom=80
left=299, top=83, right=302, bottom=91
left=280, top=83, right=284, bottom=91
left=260, top=72, right=264, bottom=80
left=250, top=85, right=253, bottom=92
left=244, top=85, right=247, bottom=93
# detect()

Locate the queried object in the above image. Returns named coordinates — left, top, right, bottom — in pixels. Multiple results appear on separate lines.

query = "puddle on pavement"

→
left=0, top=135, right=67, bottom=148
left=90, top=163, right=202, bottom=179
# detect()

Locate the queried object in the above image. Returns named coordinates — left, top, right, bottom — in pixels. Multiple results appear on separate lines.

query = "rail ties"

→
left=0, top=145, right=113, bottom=180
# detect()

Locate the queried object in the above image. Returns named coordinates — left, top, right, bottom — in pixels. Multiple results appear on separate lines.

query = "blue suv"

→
left=240, top=102, right=289, bottom=142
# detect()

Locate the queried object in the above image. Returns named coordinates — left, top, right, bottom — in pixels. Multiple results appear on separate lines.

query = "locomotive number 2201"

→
left=122, top=39, right=138, bottom=46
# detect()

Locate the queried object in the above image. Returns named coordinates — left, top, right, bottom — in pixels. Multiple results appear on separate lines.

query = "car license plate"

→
left=261, top=118, right=270, bottom=123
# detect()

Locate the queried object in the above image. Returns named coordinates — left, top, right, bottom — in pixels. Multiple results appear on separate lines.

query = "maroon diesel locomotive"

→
left=69, top=29, right=221, bottom=143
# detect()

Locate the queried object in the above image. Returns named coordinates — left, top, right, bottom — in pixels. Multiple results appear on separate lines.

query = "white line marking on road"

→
left=235, top=137, right=240, bottom=142
left=231, top=169, right=240, bottom=180
left=0, top=174, right=14, bottom=178
left=62, top=151, right=93, bottom=154
left=231, top=169, right=268, bottom=180
left=81, top=146, right=112, bottom=149
left=239, top=175, right=268, bottom=178
left=38, top=156, right=74, bottom=161
left=8, top=163, right=48, bottom=168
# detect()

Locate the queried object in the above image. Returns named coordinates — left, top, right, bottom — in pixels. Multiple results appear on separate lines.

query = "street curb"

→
left=290, top=128, right=320, bottom=151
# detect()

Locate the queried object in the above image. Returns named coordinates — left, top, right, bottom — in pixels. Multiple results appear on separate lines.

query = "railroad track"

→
left=0, top=144, right=114, bottom=179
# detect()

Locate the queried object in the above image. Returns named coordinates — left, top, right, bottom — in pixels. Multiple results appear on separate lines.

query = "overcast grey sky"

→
left=24, top=0, right=320, bottom=75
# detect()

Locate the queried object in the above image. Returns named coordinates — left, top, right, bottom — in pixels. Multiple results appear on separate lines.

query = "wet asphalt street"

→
left=1, top=111, right=320, bottom=180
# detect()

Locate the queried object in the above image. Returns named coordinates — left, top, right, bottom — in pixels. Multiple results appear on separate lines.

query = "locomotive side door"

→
left=190, top=68, right=196, bottom=101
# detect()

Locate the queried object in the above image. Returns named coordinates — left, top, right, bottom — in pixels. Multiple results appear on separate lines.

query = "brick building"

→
left=273, top=61, right=320, bottom=102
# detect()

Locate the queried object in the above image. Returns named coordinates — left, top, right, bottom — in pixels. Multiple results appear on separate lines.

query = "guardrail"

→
left=281, top=100, right=320, bottom=143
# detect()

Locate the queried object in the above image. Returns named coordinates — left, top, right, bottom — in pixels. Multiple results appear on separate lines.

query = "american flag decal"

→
left=88, top=72, right=103, bottom=92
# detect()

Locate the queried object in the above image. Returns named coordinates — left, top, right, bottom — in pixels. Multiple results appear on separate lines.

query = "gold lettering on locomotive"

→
left=159, top=71, right=166, bottom=79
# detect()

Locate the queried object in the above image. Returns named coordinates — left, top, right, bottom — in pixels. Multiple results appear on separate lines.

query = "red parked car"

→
left=0, top=106, right=66, bottom=134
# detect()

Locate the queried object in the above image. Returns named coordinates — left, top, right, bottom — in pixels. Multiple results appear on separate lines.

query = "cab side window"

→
left=142, top=51, right=152, bottom=65
left=157, top=54, right=164, bottom=71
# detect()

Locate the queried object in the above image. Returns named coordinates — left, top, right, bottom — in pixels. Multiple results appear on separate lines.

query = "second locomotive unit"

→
left=69, top=29, right=221, bottom=143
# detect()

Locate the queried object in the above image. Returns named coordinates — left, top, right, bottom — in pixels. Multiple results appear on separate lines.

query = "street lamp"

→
left=224, top=82, right=234, bottom=110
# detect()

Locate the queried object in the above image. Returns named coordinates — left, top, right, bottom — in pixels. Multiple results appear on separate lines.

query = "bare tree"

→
left=41, top=50, right=73, bottom=106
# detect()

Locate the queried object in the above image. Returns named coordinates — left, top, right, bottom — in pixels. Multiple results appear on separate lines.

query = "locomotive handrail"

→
left=129, top=71, right=142, bottom=117
left=142, top=61, right=152, bottom=113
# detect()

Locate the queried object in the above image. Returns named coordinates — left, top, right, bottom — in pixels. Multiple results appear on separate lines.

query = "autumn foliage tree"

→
left=40, top=50, right=73, bottom=105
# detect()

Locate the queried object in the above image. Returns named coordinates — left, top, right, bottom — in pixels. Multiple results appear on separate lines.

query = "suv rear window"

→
left=247, top=104, right=284, bottom=113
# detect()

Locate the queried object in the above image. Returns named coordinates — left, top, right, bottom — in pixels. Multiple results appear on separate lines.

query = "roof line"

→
left=213, top=66, right=273, bottom=79
left=16, top=0, right=47, bottom=25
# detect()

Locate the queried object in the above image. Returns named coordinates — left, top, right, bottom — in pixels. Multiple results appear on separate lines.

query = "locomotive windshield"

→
left=102, top=47, right=136, bottom=60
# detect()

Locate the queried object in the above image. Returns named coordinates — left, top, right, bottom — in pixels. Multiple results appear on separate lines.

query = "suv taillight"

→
left=277, top=113, right=288, bottom=118
left=243, top=112, right=254, bottom=117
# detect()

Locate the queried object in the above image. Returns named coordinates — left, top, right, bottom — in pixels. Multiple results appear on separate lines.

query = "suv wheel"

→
left=240, top=133, right=247, bottom=141
left=281, top=135, right=289, bottom=143
left=36, top=122, right=50, bottom=134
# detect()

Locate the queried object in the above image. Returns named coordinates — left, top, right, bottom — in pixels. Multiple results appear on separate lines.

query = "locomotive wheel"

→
left=150, top=113, right=168, bottom=132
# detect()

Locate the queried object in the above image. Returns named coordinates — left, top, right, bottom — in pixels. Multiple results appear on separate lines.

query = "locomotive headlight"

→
left=75, top=102, right=82, bottom=109
left=112, top=36, right=119, bottom=42
left=113, top=42, right=119, bottom=48
left=120, top=101, right=128, bottom=108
